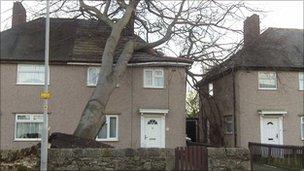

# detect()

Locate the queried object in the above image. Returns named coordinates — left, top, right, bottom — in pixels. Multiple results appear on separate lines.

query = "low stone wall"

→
left=0, top=145, right=39, bottom=170
left=207, top=147, right=251, bottom=171
left=48, top=148, right=175, bottom=171
left=1, top=147, right=250, bottom=170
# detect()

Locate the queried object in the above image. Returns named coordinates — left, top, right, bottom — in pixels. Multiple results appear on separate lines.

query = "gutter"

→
left=66, top=61, right=192, bottom=67
left=127, top=62, right=192, bottom=67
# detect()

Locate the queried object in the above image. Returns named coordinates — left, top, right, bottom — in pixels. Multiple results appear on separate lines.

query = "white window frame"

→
left=299, top=72, right=304, bottom=91
left=17, top=64, right=50, bottom=85
left=224, top=115, right=234, bottom=134
left=208, top=83, right=214, bottom=96
left=96, top=115, right=119, bottom=141
left=258, top=71, right=277, bottom=90
left=87, top=67, right=101, bottom=86
left=301, top=117, right=304, bottom=140
left=143, top=68, right=164, bottom=88
left=14, top=114, right=43, bottom=141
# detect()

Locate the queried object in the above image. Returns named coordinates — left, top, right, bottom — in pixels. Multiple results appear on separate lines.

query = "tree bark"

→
left=74, top=40, right=135, bottom=139
left=73, top=1, right=137, bottom=139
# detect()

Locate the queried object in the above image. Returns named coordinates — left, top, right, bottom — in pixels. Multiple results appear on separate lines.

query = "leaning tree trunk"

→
left=73, top=4, right=136, bottom=139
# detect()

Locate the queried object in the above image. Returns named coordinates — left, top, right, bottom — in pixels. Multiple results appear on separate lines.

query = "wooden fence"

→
left=175, top=146, right=208, bottom=171
left=249, top=142, right=304, bottom=170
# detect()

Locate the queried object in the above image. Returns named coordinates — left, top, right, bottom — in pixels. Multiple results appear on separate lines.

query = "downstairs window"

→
left=96, top=115, right=118, bottom=141
left=15, top=114, right=43, bottom=141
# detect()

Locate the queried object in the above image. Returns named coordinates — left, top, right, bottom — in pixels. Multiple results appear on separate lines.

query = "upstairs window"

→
left=96, top=115, right=118, bottom=141
left=224, top=115, right=234, bottom=134
left=258, top=71, right=277, bottom=90
left=208, top=83, right=214, bottom=96
left=87, top=67, right=100, bottom=86
left=143, top=68, right=164, bottom=88
left=17, top=64, right=49, bottom=85
left=299, top=72, right=304, bottom=90
left=15, top=114, right=43, bottom=141
left=301, top=117, right=304, bottom=140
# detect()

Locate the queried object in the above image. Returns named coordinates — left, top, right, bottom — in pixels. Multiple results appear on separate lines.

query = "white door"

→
left=261, top=117, right=282, bottom=144
left=141, top=116, right=165, bottom=148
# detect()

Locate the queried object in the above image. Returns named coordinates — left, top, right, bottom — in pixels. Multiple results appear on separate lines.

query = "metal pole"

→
left=40, top=0, right=50, bottom=170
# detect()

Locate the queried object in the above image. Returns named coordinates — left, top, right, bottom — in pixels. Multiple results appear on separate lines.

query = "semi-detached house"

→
left=0, top=2, right=192, bottom=150
left=198, top=14, right=304, bottom=148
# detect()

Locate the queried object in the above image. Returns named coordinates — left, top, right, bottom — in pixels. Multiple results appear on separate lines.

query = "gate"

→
left=175, top=146, right=208, bottom=171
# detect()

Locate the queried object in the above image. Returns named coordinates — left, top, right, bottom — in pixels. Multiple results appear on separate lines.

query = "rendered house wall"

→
left=0, top=63, right=187, bottom=149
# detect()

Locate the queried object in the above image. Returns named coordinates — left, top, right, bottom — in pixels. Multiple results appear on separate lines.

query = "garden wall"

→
left=1, top=147, right=250, bottom=170
left=48, top=148, right=175, bottom=171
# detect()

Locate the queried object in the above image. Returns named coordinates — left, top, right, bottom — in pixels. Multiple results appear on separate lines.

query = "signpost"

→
left=40, top=0, right=50, bottom=170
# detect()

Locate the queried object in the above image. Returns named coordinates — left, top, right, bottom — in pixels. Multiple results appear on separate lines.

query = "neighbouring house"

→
left=0, top=2, right=192, bottom=150
left=197, top=14, right=304, bottom=148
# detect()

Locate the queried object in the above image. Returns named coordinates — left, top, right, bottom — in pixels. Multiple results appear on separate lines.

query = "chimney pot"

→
left=12, top=2, right=26, bottom=27
left=243, top=14, right=260, bottom=46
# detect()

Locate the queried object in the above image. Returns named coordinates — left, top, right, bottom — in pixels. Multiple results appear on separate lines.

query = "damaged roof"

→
left=199, top=27, right=304, bottom=85
left=0, top=17, right=192, bottom=65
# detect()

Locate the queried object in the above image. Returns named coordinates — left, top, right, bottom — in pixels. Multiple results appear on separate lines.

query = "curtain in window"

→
left=302, top=117, right=304, bottom=139
left=144, top=70, right=153, bottom=86
left=299, top=72, right=304, bottom=90
left=109, top=117, right=117, bottom=138
left=259, top=72, right=276, bottom=89
left=18, top=65, right=45, bottom=84
left=88, top=67, right=100, bottom=86
left=16, top=122, right=42, bottom=139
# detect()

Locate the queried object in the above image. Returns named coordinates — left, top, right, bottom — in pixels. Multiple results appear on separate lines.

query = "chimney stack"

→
left=243, top=14, right=260, bottom=46
left=12, top=2, right=26, bottom=27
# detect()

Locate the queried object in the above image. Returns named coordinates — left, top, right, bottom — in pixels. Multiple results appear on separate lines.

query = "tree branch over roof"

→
left=79, top=0, right=114, bottom=27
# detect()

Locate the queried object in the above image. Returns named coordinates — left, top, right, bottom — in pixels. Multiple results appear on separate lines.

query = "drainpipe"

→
left=232, top=69, right=237, bottom=147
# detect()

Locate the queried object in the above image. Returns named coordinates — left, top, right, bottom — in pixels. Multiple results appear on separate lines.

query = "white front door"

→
left=260, top=117, right=283, bottom=144
left=141, top=115, right=165, bottom=148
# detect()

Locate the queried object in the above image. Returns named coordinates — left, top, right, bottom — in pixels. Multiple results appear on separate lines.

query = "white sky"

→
left=1, top=1, right=303, bottom=31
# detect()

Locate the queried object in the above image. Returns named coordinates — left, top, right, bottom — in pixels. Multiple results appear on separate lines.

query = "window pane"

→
left=88, top=67, right=100, bottom=86
left=16, top=122, right=42, bottom=139
left=97, top=123, right=107, bottom=139
left=154, top=70, right=163, bottom=76
left=259, top=72, right=276, bottom=89
left=300, top=73, right=304, bottom=90
left=17, top=115, right=30, bottom=121
left=144, top=70, right=153, bottom=86
left=154, top=77, right=164, bottom=87
left=109, top=117, right=117, bottom=138
left=18, top=65, right=45, bottom=84
left=208, top=83, right=214, bottom=96
left=32, top=115, right=43, bottom=122
left=302, top=121, right=304, bottom=139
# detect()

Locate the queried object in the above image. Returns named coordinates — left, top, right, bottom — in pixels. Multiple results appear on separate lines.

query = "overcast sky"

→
left=1, top=1, right=303, bottom=31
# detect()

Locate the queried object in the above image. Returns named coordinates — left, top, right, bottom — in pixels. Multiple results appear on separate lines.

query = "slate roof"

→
left=0, top=18, right=192, bottom=64
left=199, top=28, right=304, bottom=85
